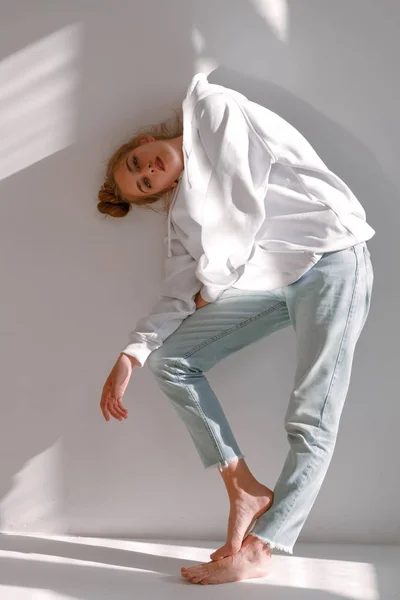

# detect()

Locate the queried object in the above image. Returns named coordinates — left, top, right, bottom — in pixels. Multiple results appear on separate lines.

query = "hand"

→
left=100, top=353, right=136, bottom=422
left=195, top=291, right=211, bottom=310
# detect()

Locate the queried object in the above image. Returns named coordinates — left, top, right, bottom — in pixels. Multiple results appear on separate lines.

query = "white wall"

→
left=1, top=0, right=398, bottom=545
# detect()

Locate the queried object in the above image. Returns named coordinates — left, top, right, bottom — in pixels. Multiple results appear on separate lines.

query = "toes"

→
left=182, top=559, right=224, bottom=584
left=182, top=565, right=203, bottom=573
left=211, top=542, right=239, bottom=561
left=181, top=565, right=208, bottom=582
left=181, top=568, right=190, bottom=579
left=210, top=551, right=222, bottom=561
left=211, top=543, right=229, bottom=557
left=181, top=567, right=200, bottom=579
left=211, top=551, right=227, bottom=561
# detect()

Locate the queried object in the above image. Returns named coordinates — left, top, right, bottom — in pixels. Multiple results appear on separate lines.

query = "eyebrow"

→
left=125, top=156, right=147, bottom=194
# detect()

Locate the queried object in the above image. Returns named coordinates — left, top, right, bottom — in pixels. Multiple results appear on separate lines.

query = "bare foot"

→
left=181, top=534, right=272, bottom=585
left=210, top=482, right=273, bottom=561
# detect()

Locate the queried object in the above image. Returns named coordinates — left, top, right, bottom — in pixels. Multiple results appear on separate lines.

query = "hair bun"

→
left=97, top=199, right=131, bottom=218
left=98, top=182, right=117, bottom=203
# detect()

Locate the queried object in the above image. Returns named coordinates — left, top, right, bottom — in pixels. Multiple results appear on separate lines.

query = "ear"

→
left=160, top=181, right=178, bottom=194
left=137, top=136, right=156, bottom=145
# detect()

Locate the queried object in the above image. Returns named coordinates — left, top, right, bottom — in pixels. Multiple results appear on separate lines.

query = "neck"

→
left=170, top=134, right=183, bottom=152
left=169, top=135, right=184, bottom=172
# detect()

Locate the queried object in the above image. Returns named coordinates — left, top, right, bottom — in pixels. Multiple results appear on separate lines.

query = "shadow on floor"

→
left=1, top=535, right=396, bottom=599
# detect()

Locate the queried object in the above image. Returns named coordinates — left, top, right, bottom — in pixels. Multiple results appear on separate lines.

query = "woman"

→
left=98, top=73, right=375, bottom=585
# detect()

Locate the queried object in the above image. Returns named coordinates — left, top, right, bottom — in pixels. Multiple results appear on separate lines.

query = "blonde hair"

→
left=97, top=110, right=183, bottom=218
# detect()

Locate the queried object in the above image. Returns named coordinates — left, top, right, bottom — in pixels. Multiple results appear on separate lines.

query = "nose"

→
left=143, top=162, right=155, bottom=174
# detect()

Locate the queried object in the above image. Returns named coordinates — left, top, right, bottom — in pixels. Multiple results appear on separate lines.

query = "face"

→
left=113, top=136, right=184, bottom=200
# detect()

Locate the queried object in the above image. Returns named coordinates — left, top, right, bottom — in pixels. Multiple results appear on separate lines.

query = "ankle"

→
left=219, top=458, right=251, bottom=481
left=219, top=459, right=260, bottom=494
left=245, top=534, right=273, bottom=557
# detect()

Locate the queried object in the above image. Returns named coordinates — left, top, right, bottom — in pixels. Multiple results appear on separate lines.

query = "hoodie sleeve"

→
left=193, top=92, right=275, bottom=303
left=121, top=225, right=202, bottom=367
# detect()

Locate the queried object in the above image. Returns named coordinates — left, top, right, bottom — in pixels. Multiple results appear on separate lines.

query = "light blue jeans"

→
left=147, top=242, right=374, bottom=554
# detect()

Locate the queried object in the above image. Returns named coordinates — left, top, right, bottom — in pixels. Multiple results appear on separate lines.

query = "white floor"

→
left=0, top=535, right=398, bottom=599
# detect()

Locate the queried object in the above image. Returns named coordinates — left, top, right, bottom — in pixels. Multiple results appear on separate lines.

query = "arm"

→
left=121, top=225, right=202, bottom=367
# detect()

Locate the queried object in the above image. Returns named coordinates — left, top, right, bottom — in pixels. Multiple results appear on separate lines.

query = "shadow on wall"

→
left=191, top=0, right=399, bottom=265
left=191, top=0, right=400, bottom=313
left=205, top=65, right=394, bottom=382
left=210, top=67, right=387, bottom=217
left=0, top=0, right=195, bottom=537
left=208, top=64, right=398, bottom=255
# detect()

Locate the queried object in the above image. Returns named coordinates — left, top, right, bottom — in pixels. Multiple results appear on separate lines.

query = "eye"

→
left=144, top=177, right=151, bottom=189
left=133, top=156, right=139, bottom=169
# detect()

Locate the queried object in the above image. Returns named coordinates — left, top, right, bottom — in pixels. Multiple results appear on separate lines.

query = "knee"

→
left=147, top=349, right=183, bottom=379
left=285, top=421, right=336, bottom=453
left=146, top=348, right=165, bottom=374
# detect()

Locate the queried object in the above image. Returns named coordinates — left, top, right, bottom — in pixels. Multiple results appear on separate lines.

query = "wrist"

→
left=122, top=352, right=140, bottom=367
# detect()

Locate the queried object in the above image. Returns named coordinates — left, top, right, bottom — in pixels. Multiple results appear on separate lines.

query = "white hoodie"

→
left=122, top=73, right=375, bottom=367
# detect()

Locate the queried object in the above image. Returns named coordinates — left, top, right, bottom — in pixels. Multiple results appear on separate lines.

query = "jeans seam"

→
left=264, top=452, right=318, bottom=541
left=182, top=300, right=287, bottom=359
left=363, top=245, right=372, bottom=310
left=260, top=246, right=361, bottom=541
left=314, top=243, right=360, bottom=445
left=172, top=299, right=286, bottom=467
left=171, top=355, right=227, bottom=465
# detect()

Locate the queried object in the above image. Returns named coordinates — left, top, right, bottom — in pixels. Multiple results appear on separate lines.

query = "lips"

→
left=156, top=156, right=165, bottom=171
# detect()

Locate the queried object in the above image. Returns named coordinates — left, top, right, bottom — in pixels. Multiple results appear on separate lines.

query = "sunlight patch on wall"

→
left=250, top=0, right=289, bottom=42
left=0, top=24, right=82, bottom=182
left=0, top=439, right=65, bottom=534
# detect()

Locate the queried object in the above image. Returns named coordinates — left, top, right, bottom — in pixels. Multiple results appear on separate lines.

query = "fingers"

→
left=100, top=381, right=111, bottom=421
left=105, top=398, right=128, bottom=422
left=112, top=398, right=128, bottom=419
left=100, top=382, right=128, bottom=422
left=100, top=402, right=110, bottom=422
